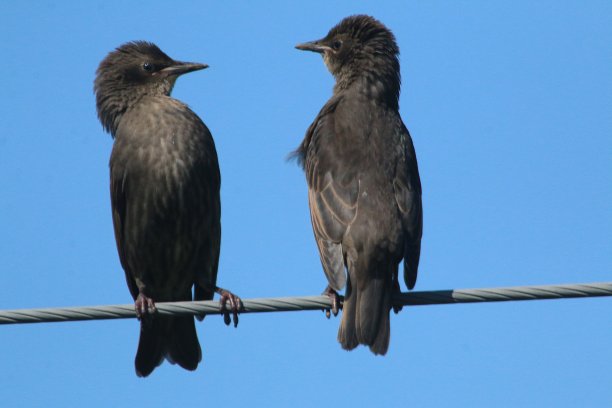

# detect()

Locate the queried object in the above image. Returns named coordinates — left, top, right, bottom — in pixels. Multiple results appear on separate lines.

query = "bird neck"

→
left=97, top=85, right=175, bottom=137
left=96, top=87, right=141, bottom=137
left=334, top=64, right=400, bottom=109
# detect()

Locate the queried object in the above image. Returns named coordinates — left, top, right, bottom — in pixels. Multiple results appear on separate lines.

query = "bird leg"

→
left=216, top=286, right=243, bottom=328
left=322, top=285, right=343, bottom=319
left=134, top=293, right=157, bottom=320
left=392, top=275, right=403, bottom=314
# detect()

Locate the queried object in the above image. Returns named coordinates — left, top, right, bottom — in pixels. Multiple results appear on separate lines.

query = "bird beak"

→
left=295, top=40, right=330, bottom=54
left=159, top=62, right=209, bottom=77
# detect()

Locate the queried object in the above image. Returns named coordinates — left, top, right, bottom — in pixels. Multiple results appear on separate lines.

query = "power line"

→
left=1, top=282, right=610, bottom=325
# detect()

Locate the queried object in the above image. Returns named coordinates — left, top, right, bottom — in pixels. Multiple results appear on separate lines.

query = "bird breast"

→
left=112, top=97, right=212, bottom=209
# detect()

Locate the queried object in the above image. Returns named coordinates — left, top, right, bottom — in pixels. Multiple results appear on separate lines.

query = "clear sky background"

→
left=0, top=1, right=610, bottom=407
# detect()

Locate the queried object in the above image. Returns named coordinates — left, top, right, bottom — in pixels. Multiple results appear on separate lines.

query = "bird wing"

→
left=188, top=119, right=221, bottom=303
left=304, top=97, right=359, bottom=291
left=193, top=157, right=221, bottom=303
left=110, top=166, right=140, bottom=300
left=393, top=122, right=423, bottom=289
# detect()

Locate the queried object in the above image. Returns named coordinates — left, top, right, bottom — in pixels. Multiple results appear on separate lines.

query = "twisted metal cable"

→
left=1, top=282, right=610, bottom=325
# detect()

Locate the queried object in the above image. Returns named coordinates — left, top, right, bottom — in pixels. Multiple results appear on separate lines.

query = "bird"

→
left=94, top=41, right=242, bottom=377
left=293, top=15, right=423, bottom=355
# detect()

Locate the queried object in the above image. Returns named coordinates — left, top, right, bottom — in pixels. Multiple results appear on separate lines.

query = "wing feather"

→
left=110, top=166, right=140, bottom=300
left=393, top=123, right=423, bottom=289
left=303, top=97, right=360, bottom=291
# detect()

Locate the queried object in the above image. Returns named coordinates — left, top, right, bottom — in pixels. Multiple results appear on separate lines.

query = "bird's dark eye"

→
left=142, top=62, right=154, bottom=72
left=332, top=40, right=342, bottom=50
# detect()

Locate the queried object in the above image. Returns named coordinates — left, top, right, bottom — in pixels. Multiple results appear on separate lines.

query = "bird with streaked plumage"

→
left=94, top=41, right=242, bottom=377
left=294, top=15, right=423, bottom=355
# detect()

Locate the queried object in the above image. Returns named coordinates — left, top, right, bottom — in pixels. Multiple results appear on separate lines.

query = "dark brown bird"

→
left=294, top=16, right=423, bottom=355
left=94, top=41, right=241, bottom=377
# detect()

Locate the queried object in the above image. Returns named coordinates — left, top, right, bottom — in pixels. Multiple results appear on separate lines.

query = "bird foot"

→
left=392, top=278, right=403, bottom=314
left=135, top=293, right=157, bottom=320
left=322, top=286, right=343, bottom=319
left=216, top=287, right=243, bottom=328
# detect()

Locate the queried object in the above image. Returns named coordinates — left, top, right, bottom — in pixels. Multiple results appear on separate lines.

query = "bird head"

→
left=295, top=15, right=400, bottom=103
left=94, top=41, right=207, bottom=136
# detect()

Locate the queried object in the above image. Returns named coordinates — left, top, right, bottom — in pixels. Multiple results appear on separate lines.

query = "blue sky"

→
left=0, top=1, right=610, bottom=407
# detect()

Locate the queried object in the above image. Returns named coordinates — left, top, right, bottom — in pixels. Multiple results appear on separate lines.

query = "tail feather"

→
left=337, top=277, right=359, bottom=351
left=135, top=316, right=201, bottom=377
left=337, top=262, right=393, bottom=355
left=135, top=318, right=165, bottom=378
left=369, top=285, right=391, bottom=355
left=166, top=316, right=202, bottom=371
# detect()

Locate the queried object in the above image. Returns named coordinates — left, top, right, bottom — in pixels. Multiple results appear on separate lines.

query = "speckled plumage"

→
left=95, top=41, right=219, bottom=376
left=295, top=15, right=423, bottom=355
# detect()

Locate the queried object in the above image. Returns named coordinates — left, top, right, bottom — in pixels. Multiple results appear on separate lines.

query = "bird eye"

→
left=332, top=40, right=342, bottom=50
left=142, top=62, right=154, bottom=72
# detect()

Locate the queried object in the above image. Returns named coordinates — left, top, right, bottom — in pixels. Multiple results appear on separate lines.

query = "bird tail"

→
left=135, top=315, right=202, bottom=377
left=337, top=261, right=393, bottom=355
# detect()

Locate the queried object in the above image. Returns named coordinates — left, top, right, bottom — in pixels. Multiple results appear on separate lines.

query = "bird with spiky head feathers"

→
left=95, top=41, right=242, bottom=376
left=295, top=16, right=423, bottom=355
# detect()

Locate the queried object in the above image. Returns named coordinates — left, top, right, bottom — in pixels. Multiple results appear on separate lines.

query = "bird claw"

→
left=135, top=293, right=157, bottom=320
left=322, top=286, right=343, bottom=319
left=216, top=287, right=243, bottom=328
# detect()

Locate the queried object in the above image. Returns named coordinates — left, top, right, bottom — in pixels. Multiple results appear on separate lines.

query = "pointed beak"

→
left=159, top=61, right=209, bottom=77
left=295, top=40, right=330, bottom=54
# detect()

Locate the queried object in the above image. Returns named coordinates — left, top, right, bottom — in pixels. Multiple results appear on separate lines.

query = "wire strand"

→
left=1, top=282, right=610, bottom=325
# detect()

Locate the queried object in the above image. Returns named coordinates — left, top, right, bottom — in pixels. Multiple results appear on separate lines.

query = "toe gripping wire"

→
left=0, top=282, right=610, bottom=325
